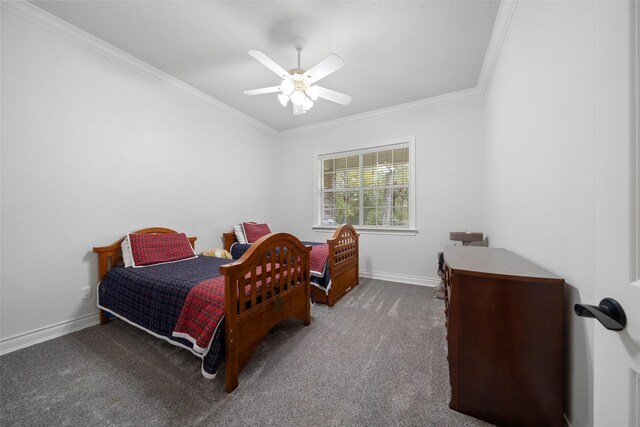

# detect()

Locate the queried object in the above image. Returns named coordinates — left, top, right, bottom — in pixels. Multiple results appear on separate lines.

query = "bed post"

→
left=223, top=230, right=237, bottom=253
left=304, top=248, right=311, bottom=326
left=223, top=272, right=239, bottom=392
left=94, top=251, right=111, bottom=324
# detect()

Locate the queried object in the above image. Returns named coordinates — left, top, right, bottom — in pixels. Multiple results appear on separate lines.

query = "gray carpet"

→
left=1, top=279, right=491, bottom=426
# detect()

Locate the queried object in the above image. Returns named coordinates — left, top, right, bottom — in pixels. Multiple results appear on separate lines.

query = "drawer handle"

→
left=574, top=298, right=626, bottom=331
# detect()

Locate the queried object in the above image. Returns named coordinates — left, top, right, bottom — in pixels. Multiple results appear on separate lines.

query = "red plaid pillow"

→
left=129, top=232, right=196, bottom=267
left=242, top=222, right=271, bottom=243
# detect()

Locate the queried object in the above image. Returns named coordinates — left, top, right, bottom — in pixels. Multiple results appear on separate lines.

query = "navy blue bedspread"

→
left=230, top=242, right=331, bottom=291
left=98, top=256, right=232, bottom=378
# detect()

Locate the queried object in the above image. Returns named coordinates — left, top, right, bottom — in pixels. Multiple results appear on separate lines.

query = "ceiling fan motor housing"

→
left=289, top=71, right=308, bottom=92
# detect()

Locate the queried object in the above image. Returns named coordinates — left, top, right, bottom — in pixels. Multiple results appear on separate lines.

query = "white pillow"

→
left=121, top=235, right=133, bottom=267
left=234, top=224, right=247, bottom=244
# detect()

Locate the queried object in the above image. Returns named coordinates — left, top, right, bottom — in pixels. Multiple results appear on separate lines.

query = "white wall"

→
left=481, top=1, right=632, bottom=425
left=4, top=7, right=632, bottom=424
left=276, top=97, right=485, bottom=283
left=0, top=9, right=277, bottom=347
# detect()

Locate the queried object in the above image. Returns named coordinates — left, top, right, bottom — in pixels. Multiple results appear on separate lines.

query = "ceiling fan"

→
left=244, top=38, right=351, bottom=116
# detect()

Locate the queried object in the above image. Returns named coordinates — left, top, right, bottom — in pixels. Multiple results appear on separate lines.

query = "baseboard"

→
left=0, top=272, right=436, bottom=355
left=359, top=270, right=439, bottom=287
left=0, top=312, right=100, bottom=356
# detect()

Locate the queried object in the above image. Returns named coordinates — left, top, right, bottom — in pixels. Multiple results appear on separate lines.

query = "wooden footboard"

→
left=314, top=224, right=360, bottom=306
left=219, top=233, right=311, bottom=392
left=224, top=224, right=360, bottom=307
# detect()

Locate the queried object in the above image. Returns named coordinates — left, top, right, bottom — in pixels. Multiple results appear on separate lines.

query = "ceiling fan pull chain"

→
left=297, top=47, right=301, bottom=70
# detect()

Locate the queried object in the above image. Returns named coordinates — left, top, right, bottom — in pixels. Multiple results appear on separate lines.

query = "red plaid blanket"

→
left=172, top=276, right=226, bottom=353
left=172, top=264, right=304, bottom=352
left=310, top=244, right=329, bottom=276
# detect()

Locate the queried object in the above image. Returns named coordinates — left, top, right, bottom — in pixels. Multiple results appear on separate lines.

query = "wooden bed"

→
left=93, top=227, right=311, bottom=392
left=223, top=224, right=359, bottom=307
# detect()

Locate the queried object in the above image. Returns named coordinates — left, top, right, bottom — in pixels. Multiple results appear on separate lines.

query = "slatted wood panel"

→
left=230, top=245, right=308, bottom=314
left=332, top=231, right=358, bottom=267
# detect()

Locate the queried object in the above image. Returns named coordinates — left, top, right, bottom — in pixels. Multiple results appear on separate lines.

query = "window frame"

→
left=313, top=137, right=417, bottom=234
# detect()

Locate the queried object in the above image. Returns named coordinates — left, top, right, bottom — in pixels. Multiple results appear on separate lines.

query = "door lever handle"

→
left=574, top=298, right=626, bottom=331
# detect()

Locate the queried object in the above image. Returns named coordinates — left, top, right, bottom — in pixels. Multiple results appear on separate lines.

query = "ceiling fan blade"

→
left=293, top=103, right=306, bottom=116
left=303, top=54, right=344, bottom=84
left=248, top=50, right=291, bottom=79
left=244, top=86, right=281, bottom=96
left=316, top=86, right=352, bottom=105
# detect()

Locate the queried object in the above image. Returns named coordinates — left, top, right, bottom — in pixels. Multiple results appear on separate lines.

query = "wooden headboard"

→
left=223, top=229, right=238, bottom=252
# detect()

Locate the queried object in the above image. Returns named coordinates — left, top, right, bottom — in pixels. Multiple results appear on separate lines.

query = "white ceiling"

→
left=30, top=1, right=501, bottom=131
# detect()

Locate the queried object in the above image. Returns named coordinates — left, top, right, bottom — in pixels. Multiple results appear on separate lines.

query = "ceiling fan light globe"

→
left=306, top=86, right=319, bottom=101
left=303, top=98, right=314, bottom=111
left=278, top=93, right=289, bottom=107
left=280, top=79, right=294, bottom=96
left=290, top=90, right=306, bottom=106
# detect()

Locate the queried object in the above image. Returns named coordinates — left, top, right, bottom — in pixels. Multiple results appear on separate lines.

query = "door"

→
left=593, top=1, right=640, bottom=425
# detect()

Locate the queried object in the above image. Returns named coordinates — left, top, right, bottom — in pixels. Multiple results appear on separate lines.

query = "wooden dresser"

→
left=443, top=246, right=564, bottom=427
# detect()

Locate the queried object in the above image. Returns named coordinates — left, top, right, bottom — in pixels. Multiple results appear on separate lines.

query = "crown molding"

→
left=476, top=0, right=519, bottom=94
left=281, top=1, right=518, bottom=136
left=1, top=0, right=277, bottom=135
left=2, top=0, right=518, bottom=136
left=280, top=86, right=484, bottom=135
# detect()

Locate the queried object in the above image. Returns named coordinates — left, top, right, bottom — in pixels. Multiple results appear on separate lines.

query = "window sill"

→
left=312, top=226, right=418, bottom=236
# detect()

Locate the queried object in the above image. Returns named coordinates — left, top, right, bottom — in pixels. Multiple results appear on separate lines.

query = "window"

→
left=316, top=139, right=415, bottom=231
